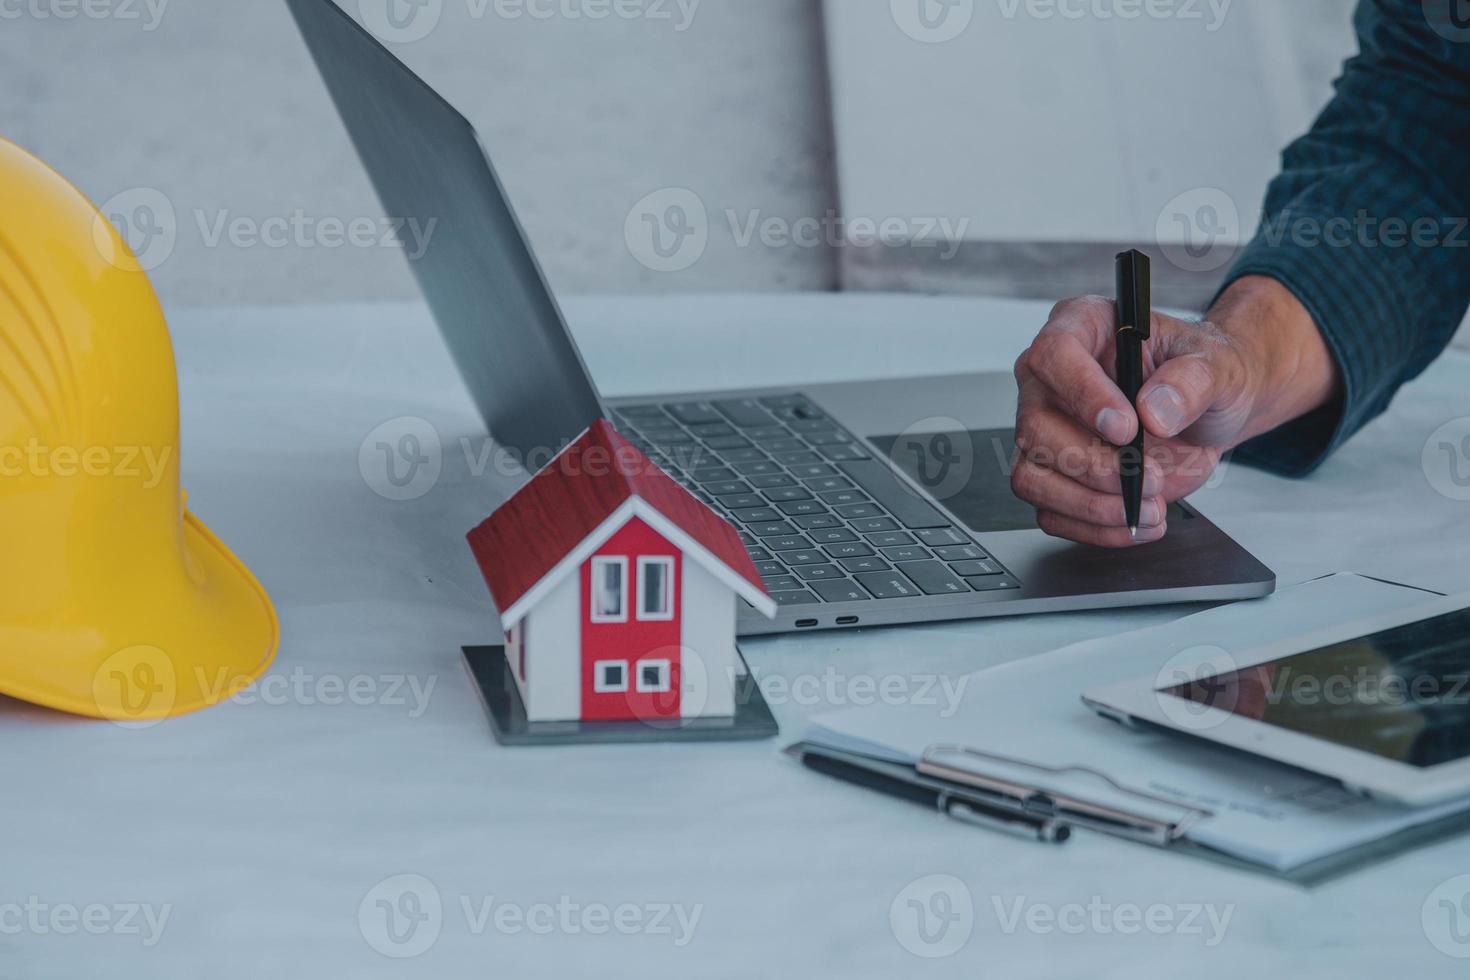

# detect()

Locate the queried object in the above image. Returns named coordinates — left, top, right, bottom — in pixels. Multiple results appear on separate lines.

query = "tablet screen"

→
left=1161, top=607, right=1470, bottom=768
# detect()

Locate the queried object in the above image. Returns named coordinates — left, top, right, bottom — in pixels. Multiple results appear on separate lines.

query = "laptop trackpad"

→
left=869, top=429, right=1191, bottom=535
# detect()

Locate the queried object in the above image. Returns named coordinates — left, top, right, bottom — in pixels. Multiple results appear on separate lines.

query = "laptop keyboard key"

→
left=774, top=451, right=824, bottom=466
left=796, top=564, right=845, bottom=581
left=840, top=556, right=891, bottom=574
left=732, top=507, right=782, bottom=524
left=881, top=545, right=930, bottom=563
left=809, top=528, right=859, bottom=544
left=763, top=535, right=812, bottom=552
left=968, top=576, right=1021, bottom=593
left=810, top=579, right=869, bottom=603
left=835, top=503, right=883, bottom=520
left=749, top=522, right=798, bottom=538
left=747, top=548, right=773, bottom=562
left=854, top=572, right=921, bottom=599
left=773, top=590, right=822, bottom=606
left=720, top=494, right=765, bottom=510
left=692, top=467, right=738, bottom=484
left=763, top=438, right=808, bottom=454
left=720, top=448, right=769, bottom=464
left=793, top=515, right=842, bottom=530
left=897, top=561, right=970, bottom=596
left=804, top=431, right=852, bottom=446
left=789, top=463, right=837, bottom=479
left=688, top=422, right=735, bottom=439
left=748, top=474, right=796, bottom=490
left=764, top=487, right=813, bottom=502
left=667, top=402, right=725, bottom=425
left=778, top=551, right=827, bottom=566
left=821, top=445, right=871, bottom=461
left=823, top=543, right=875, bottom=560
left=705, top=436, right=754, bottom=452
left=804, top=476, right=854, bottom=493
left=747, top=426, right=792, bottom=443
left=777, top=500, right=828, bottom=517
left=820, top=490, right=868, bottom=507
left=916, top=528, right=971, bottom=547
left=755, top=561, right=787, bottom=576
left=933, top=545, right=987, bottom=562
left=950, top=560, right=1001, bottom=577
left=852, top=517, right=900, bottom=534
left=734, top=461, right=782, bottom=476
left=763, top=576, right=804, bottom=592
left=713, top=399, right=776, bottom=428
left=866, top=531, right=916, bottom=548
left=705, top=481, right=753, bottom=497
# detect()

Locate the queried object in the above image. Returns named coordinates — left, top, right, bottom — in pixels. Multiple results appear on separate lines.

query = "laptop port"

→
left=795, top=619, right=819, bottom=629
left=836, top=616, right=859, bottom=626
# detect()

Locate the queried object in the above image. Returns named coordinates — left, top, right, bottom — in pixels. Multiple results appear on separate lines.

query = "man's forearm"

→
left=1206, top=275, right=1342, bottom=448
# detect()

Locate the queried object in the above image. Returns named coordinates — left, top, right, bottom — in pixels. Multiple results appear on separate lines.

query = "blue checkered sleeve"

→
left=1219, top=0, right=1470, bottom=477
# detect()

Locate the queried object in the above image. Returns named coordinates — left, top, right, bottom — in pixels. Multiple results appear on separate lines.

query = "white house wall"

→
left=679, top=560, right=740, bottom=720
left=523, top=573, right=582, bottom=722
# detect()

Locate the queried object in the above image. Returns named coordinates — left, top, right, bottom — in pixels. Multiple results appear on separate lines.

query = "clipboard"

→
left=788, top=739, right=1470, bottom=886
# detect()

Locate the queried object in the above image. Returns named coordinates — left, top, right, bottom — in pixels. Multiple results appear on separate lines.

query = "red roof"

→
left=467, top=419, right=770, bottom=620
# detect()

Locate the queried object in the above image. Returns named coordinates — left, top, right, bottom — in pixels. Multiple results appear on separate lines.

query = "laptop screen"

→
left=284, top=0, right=606, bottom=461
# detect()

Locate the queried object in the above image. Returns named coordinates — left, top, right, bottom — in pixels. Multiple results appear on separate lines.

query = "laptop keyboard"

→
left=613, top=394, right=1021, bottom=608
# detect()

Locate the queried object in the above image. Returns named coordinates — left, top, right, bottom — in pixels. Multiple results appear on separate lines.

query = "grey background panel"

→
left=0, top=0, right=838, bottom=307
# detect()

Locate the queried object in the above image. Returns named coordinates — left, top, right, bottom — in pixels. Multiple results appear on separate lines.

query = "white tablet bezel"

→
left=1083, top=592, right=1470, bottom=807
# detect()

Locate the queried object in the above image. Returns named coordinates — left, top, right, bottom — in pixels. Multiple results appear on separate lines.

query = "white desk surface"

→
left=4, top=293, right=1469, bottom=978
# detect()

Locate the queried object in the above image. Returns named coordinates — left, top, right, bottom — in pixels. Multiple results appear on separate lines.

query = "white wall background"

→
left=0, top=0, right=1364, bottom=311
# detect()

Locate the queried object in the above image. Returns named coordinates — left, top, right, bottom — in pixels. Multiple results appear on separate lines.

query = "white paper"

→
left=804, top=575, right=1470, bottom=872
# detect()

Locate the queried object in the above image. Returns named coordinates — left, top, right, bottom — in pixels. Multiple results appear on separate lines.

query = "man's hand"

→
left=1010, top=276, right=1339, bottom=548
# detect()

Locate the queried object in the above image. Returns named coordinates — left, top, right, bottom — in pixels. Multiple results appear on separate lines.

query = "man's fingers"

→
left=1036, top=511, right=1168, bottom=549
left=1021, top=299, right=1136, bottom=445
left=1011, top=459, right=1166, bottom=530
left=1137, top=352, right=1223, bottom=439
left=1014, top=405, right=1165, bottom=497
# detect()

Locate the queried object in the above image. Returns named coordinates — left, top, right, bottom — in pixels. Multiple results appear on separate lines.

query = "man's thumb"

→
left=1137, top=354, right=1221, bottom=438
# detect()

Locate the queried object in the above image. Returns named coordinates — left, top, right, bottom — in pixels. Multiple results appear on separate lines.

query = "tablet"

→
left=1083, top=594, right=1470, bottom=807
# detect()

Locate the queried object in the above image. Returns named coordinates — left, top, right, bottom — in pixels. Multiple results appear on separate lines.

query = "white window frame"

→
left=636, top=659, right=672, bottom=694
left=636, top=556, right=676, bottom=622
left=593, top=660, right=629, bottom=694
left=589, top=556, right=629, bottom=623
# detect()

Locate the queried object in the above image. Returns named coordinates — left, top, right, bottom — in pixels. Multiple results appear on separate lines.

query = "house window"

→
left=594, top=660, right=628, bottom=693
left=636, top=659, right=672, bottom=694
left=590, top=556, right=628, bottom=622
left=637, top=556, right=675, bottom=621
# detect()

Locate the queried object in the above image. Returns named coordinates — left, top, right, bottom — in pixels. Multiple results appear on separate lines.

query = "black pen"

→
left=1115, top=250, right=1151, bottom=539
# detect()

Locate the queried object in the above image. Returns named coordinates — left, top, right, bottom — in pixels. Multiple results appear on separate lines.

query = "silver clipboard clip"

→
left=918, top=745, right=1211, bottom=847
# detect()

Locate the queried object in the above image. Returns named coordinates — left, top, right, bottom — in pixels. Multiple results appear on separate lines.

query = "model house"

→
left=467, top=420, right=776, bottom=724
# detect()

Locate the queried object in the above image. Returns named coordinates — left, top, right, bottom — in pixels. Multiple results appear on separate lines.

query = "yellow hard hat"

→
left=0, top=137, right=278, bottom=722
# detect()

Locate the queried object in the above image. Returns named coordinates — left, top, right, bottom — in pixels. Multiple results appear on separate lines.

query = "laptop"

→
left=284, top=0, right=1275, bottom=636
